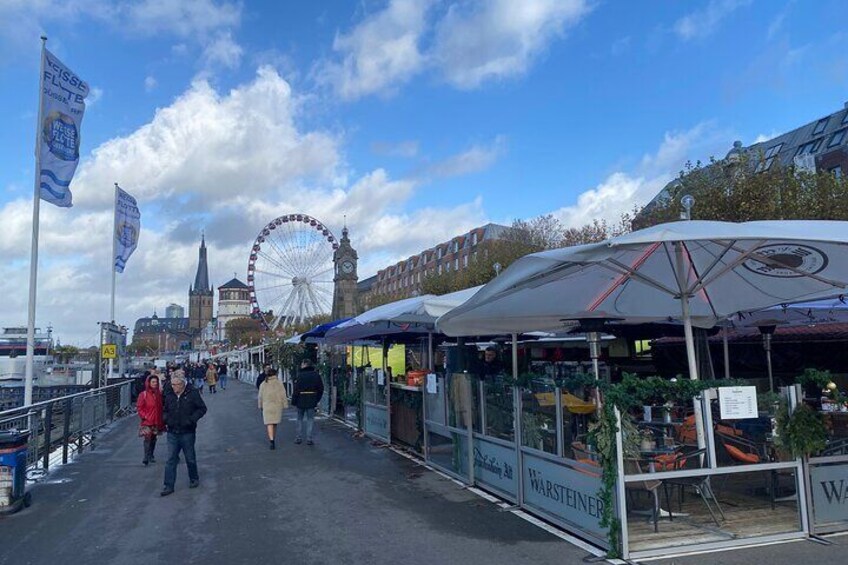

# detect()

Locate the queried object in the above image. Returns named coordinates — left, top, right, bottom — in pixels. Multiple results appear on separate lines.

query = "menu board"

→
left=718, top=386, right=758, bottom=420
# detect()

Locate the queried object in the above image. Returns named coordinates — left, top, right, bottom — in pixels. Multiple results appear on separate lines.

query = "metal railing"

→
left=0, top=381, right=134, bottom=474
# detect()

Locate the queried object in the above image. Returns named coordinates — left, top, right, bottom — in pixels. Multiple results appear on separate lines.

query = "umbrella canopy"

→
left=324, top=287, right=481, bottom=345
left=438, top=220, right=848, bottom=337
left=298, top=318, right=352, bottom=343
left=731, top=296, right=848, bottom=328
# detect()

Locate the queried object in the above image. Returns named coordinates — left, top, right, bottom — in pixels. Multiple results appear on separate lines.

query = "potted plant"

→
left=796, top=368, right=832, bottom=399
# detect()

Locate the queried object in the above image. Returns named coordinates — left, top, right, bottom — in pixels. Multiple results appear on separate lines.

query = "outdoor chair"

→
left=717, top=430, right=785, bottom=509
left=624, top=458, right=667, bottom=533
left=821, top=437, right=848, bottom=456
left=657, top=447, right=726, bottom=526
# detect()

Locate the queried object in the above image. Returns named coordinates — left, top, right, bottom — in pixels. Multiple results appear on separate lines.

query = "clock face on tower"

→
left=341, top=260, right=354, bottom=274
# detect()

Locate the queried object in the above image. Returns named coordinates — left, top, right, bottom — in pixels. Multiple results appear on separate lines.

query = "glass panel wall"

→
left=520, top=378, right=557, bottom=454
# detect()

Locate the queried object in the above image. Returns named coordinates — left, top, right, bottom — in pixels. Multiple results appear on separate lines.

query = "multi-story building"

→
left=165, top=303, right=185, bottom=319
left=358, top=223, right=509, bottom=308
left=216, top=278, right=251, bottom=341
left=642, top=101, right=848, bottom=214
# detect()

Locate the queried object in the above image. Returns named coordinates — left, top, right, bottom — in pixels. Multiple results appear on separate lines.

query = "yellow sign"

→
left=101, top=344, right=117, bottom=359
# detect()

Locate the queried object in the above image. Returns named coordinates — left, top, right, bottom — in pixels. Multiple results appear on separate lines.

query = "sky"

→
left=1, top=0, right=847, bottom=347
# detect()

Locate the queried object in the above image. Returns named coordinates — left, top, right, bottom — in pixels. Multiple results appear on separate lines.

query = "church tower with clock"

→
left=332, top=225, right=359, bottom=319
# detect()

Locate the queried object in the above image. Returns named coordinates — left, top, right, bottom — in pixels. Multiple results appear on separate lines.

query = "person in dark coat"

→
left=291, top=359, right=324, bottom=446
left=255, top=365, right=270, bottom=389
left=160, top=371, right=207, bottom=496
left=217, top=361, right=228, bottom=390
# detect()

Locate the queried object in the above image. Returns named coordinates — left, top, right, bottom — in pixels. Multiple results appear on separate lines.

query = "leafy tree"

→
left=226, top=317, right=265, bottom=346
left=636, top=154, right=848, bottom=227
left=53, top=345, right=79, bottom=364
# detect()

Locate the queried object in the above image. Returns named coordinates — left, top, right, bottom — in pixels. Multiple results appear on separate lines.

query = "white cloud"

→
left=144, top=75, right=158, bottom=92
left=124, top=0, right=241, bottom=38
left=86, top=86, right=104, bottom=107
left=674, top=0, right=752, bottom=41
left=419, top=136, right=507, bottom=179
left=371, top=140, right=420, bottom=158
left=753, top=131, right=779, bottom=144
left=71, top=66, right=341, bottom=208
left=552, top=123, right=731, bottom=227
left=0, top=67, right=485, bottom=345
left=432, top=0, right=591, bottom=89
left=314, top=0, right=433, bottom=100
left=201, top=30, right=243, bottom=70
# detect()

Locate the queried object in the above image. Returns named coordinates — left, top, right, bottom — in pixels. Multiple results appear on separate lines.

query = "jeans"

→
left=219, top=374, right=228, bottom=389
left=296, top=408, right=316, bottom=441
left=164, top=432, right=198, bottom=488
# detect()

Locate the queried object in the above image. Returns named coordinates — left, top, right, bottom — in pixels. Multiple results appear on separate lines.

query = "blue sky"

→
left=1, top=0, right=847, bottom=346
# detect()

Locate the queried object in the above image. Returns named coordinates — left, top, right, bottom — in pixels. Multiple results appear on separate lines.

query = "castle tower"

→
left=332, top=225, right=359, bottom=319
left=189, top=235, right=214, bottom=333
left=217, top=277, right=251, bottom=340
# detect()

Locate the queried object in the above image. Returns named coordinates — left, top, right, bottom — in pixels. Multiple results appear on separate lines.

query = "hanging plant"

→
left=774, top=402, right=827, bottom=457
left=796, top=368, right=832, bottom=397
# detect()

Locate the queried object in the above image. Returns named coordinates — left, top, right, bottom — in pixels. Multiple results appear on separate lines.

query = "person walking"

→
left=291, top=359, right=324, bottom=446
left=258, top=368, right=288, bottom=450
left=193, top=362, right=206, bottom=393
left=161, top=372, right=207, bottom=496
left=217, top=361, right=228, bottom=391
left=137, top=374, right=164, bottom=466
left=205, top=362, right=218, bottom=394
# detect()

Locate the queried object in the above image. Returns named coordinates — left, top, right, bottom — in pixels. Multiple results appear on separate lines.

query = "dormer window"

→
left=813, top=118, right=829, bottom=136
left=828, top=129, right=847, bottom=148
left=755, top=143, right=784, bottom=173
left=471, top=233, right=478, bottom=245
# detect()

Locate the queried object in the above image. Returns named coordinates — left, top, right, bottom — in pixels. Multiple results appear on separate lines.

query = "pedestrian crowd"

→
left=133, top=356, right=324, bottom=497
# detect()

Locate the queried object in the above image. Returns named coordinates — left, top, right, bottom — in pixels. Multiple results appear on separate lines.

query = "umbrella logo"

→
left=743, top=243, right=828, bottom=278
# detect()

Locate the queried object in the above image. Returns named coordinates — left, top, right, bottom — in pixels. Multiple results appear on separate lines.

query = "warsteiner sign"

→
left=811, top=463, right=848, bottom=526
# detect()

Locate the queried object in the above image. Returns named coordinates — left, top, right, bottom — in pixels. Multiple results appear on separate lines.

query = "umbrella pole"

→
left=676, top=243, right=707, bottom=451
left=723, top=327, right=730, bottom=380
left=428, top=332, right=434, bottom=372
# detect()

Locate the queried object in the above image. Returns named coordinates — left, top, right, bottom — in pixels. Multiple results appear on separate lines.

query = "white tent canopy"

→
left=324, top=286, right=482, bottom=345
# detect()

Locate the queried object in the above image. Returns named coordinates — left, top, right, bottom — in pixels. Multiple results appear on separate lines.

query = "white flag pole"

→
left=24, top=35, right=48, bottom=408
left=111, top=183, right=118, bottom=323
left=109, top=183, right=119, bottom=381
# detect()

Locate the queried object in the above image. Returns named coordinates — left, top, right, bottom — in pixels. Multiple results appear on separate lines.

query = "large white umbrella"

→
left=439, top=220, right=848, bottom=383
left=323, top=287, right=481, bottom=345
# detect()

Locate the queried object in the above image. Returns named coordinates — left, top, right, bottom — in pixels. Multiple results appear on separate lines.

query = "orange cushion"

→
left=654, top=453, right=687, bottom=471
left=716, top=424, right=743, bottom=437
left=724, top=443, right=760, bottom=464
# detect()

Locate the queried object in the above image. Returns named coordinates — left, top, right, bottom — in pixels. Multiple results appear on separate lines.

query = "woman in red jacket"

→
left=137, top=374, right=164, bottom=466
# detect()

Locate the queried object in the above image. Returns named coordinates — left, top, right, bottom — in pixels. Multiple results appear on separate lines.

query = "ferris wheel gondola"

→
left=247, top=214, right=338, bottom=330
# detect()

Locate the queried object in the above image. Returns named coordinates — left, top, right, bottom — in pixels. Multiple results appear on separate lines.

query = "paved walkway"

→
left=1, top=379, right=845, bottom=565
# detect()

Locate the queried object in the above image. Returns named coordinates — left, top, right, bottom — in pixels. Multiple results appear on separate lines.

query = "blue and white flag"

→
left=114, top=186, right=140, bottom=273
left=39, top=48, right=88, bottom=208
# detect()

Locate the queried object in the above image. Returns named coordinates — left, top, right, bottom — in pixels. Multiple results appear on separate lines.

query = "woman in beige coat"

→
left=205, top=363, right=218, bottom=394
left=258, top=368, right=288, bottom=450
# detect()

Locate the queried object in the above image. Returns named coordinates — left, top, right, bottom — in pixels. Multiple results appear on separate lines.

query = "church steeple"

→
left=193, top=234, right=210, bottom=292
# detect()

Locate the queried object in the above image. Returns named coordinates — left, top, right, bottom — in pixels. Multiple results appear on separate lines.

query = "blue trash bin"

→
left=0, top=430, right=31, bottom=514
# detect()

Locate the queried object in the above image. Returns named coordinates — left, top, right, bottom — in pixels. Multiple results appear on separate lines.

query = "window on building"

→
left=831, top=166, right=843, bottom=179
left=829, top=129, right=847, bottom=148
left=471, top=232, right=478, bottom=245
left=813, top=118, right=829, bottom=136
left=463, top=255, right=468, bottom=268
left=764, top=143, right=783, bottom=158
left=437, top=247, right=443, bottom=259
left=438, top=264, right=442, bottom=274
left=843, top=111, right=848, bottom=125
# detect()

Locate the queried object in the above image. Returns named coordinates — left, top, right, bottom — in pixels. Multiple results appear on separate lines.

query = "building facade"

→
left=358, top=223, right=509, bottom=309
left=332, top=226, right=360, bottom=319
left=165, top=303, right=185, bottom=319
left=189, top=236, right=214, bottom=334
left=642, top=100, right=848, bottom=214
left=131, top=313, right=192, bottom=353
left=216, top=278, right=251, bottom=341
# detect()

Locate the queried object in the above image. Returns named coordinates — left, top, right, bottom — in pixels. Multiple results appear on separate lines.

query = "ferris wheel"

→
left=247, top=214, right=338, bottom=330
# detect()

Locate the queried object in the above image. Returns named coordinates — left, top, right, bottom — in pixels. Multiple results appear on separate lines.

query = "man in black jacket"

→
left=161, top=372, right=207, bottom=496
left=292, top=359, right=324, bottom=446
